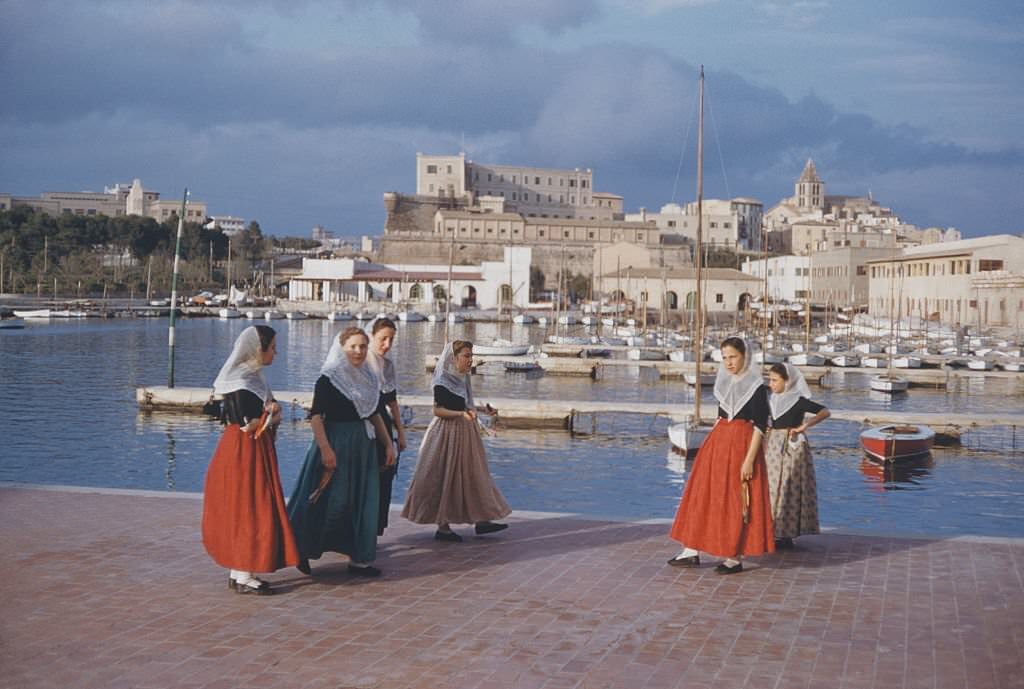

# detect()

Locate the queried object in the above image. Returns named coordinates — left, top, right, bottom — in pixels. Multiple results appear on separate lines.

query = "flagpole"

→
left=168, top=188, right=189, bottom=388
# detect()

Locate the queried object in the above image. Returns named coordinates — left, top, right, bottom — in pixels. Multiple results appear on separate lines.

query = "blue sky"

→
left=1, top=0, right=1021, bottom=239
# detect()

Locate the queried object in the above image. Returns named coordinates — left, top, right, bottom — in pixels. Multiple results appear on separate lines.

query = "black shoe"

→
left=474, top=521, right=508, bottom=535
left=296, top=558, right=311, bottom=575
left=347, top=564, right=382, bottom=578
left=774, top=538, right=794, bottom=550
left=233, top=575, right=273, bottom=594
left=667, top=554, right=700, bottom=568
left=435, top=529, right=463, bottom=542
left=714, top=562, right=743, bottom=575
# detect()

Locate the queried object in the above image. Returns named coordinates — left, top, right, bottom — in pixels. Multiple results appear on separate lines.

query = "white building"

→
left=205, top=216, right=246, bottom=235
left=415, top=152, right=618, bottom=220
left=288, top=246, right=531, bottom=310
left=626, top=198, right=764, bottom=251
left=1, top=179, right=207, bottom=222
left=740, top=255, right=810, bottom=303
left=866, top=234, right=1024, bottom=328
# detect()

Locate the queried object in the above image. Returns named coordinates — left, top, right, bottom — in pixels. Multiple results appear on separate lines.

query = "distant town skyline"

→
left=1, top=0, right=1021, bottom=239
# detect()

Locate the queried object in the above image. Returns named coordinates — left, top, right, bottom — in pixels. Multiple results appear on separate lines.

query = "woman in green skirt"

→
left=288, top=327, right=396, bottom=577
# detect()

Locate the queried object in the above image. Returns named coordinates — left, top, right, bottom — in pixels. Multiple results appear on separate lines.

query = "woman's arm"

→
left=433, top=404, right=474, bottom=420
left=309, top=414, right=337, bottom=470
left=387, top=398, right=407, bottom=451
left=792, top=405, right=831, bottom=438
left=741, top=429, right=763, bottom=481
left=370, top=413, right=396, bottom=467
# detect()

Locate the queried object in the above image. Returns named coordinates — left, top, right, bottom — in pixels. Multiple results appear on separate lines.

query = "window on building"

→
left=487, top=227, right=494, bottom=234
left=723, top=222, right=731, bottom=228
left=563, top=230, right=569, bottom=238
left=710, top=222, right=717, bottom=228
left=428, top=184, right=434, bottom=192
left=512, top=176, right=517, bottom=183
left=560, top=195, right=564, bottom=203
left=715, top=293, right=724, bottom=303
left=535, top=177, right=540, bottom=184
left=500, top=175, right=504, bottom=182
left=857, top=266, right=867, bottom=276
left=969, top=299, right=977, bottom=308
left=488, top=173, right=492, bottom=181
left=473, top=227, right=480, bottom=233
left=588, top=232, right=594, bottom=239
left=547, top=177, right=552, bottom=185
left=539, top=230, right=545, bottom=237
left=548, top=194, right=552, bottom=202
left=447, top=165, right=452, bottom=173
left=560, top=179, right=564, bottom=186
left=512, top=193, right=517, bottom=200
left=570, top=196, right=575, bottom=204
left=668, top=220, right=677, bottom=228
left=640, top=291, right=648, bottom=302
left=569, top=179, right=576, bottom=187
left=638, top=233, right=644, bottom=241
left=979, top=259, right=1004, bottom=272
left=426, top=165, right=437, bottom=174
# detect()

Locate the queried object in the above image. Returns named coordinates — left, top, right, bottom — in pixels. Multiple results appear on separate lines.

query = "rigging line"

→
left=670, top=84, right=699, bottom=205
left=704, top=82, right=731, bottom=200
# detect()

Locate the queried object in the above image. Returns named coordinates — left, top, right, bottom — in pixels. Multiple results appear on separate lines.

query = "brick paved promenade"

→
left=2, top=485, right=1022, bottom=689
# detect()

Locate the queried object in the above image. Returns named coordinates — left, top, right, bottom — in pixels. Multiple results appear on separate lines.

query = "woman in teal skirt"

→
left=288, top=327, right=396, bottom=578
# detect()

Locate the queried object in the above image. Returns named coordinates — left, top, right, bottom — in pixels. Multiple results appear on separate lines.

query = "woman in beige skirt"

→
left=765, top=363, right=831, bottom=549
left=401, top=340, right=511, bottom=542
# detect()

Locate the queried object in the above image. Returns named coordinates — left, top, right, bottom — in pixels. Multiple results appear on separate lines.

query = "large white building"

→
left=740, top=255, right=810, bottom=303
left=415, top=152, right=621, bottom=220
left=288, top=246, right=531, bottom=311
left=866, top=235, right=1024, bottom=328
left=596, top=266, right=762, bottom=313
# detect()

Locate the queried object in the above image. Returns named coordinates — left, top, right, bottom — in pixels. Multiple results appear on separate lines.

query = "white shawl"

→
left=212, top=326, right=272, bottom=402
left=432, top=342, right=474, bottom=407
left=769, top=362, right=813, bottom=420
left=713, top=338, right=763, bottom=420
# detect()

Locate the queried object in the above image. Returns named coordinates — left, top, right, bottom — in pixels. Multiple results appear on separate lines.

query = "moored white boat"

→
left=787, top=352, right=826, bottom=366
left=325, top=311, right=351, bottom=322
left=397, top=310, right=425, bottom=322
left=447, top=312, right=463, bottom=323
left=504, top=359, right=542, bottom=373
left=854, top=342, right=883, bottom=355
left=264, top=310, right=285, bottom=320
left=869, top=374, right=908, bottom=393
left=684, top=371, right=717, bottom=387
left=753, top=350, right=786, bottom=364
left=862, top=357, right=885, bottom=368
left=354, top=311, right=373, bottom=321
left=557, top=314, right=576, bottom=326
left=426, top=313, right=442, bottom=322
left=829, top=354, right=860, bottom=367
left=860, top=424, right=935, bottom=462
left=891, top=356, right=922, bottom=369
left=244, top=310, right=258, bottom=319
left=967, top=357, right=993, bottom=371
left=474, top=340, right=531, bottom=357
left=285, top=311, right=308, bottom=320
left=512, top=313, right=535, bottom=325
left=218, top=308, right=241, bottom=319
left=1001, top=360, right=1024, bottom=372
left=667, top=421, right=710, bottom=456
left=13, top=309, right=51, bottom=319
left=668, top=349, right=696, bottom=363
left=626, top=347, right=666, bottom=361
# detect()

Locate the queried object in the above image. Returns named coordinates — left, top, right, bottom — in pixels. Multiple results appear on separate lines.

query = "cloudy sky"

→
left=2, top=0, right=1021, bottom=239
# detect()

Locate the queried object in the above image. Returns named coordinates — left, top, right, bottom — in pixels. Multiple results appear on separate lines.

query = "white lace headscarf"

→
left=713, top=337, right=764, bottom=420
left=769, top=362, right=813, bottom=420
left=320, top=330, right=381, bottom=420
left=432, top=342, right=474, bottom=407
left=212, top=326, right=272, bottom=402
left=365, top=317, right=397, bottom=395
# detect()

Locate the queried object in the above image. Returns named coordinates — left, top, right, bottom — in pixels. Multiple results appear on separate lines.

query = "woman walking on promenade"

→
left=288, top=327, right=396, bottom=578
left=667, top=336, right=775, bottom=574
left=365, top=317, right=408, bottom=535
left=402, top=341, right=511, bottom=542
left=202, top=325, right=301, bottom=595
left=765, top=362, right=830, bottom=549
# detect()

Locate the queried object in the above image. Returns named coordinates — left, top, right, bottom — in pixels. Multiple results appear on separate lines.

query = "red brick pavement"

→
left=1, top=485, right=1022, bottom=689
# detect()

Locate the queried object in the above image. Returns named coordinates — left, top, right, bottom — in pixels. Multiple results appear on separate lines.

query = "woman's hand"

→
left=269, top=401, right=282, bottom=427
left=383, top=442, right=397, bottom=469
left=464, top=408, right=477, bottom=422
left=241, top=420, right=259, bottom=435
left=484, top=403, right=498, bottom=417
left=320, top=446, right=338, bottom=471
left=396, top=428, right=408, bottom=452
left=740, top=458, right=755, bottom=481
left=789, top=424, right=807, bottom=440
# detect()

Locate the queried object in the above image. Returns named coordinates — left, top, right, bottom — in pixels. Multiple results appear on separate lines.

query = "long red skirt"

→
left=669, top=419, right=775, bottom=558
left=202, top=426, right=301, bottom=573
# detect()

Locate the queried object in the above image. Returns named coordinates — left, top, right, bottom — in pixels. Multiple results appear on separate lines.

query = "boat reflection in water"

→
left=859, top=454, right=934, bottom=491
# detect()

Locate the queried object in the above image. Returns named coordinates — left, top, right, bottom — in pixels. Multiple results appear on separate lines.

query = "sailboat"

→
left=869, top=253, right=909, bottom=393
left=668, top=66, right=713, bottom=456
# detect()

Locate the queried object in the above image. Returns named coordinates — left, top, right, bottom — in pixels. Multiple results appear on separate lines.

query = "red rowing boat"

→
left=859, top=424, right=935, bottom=462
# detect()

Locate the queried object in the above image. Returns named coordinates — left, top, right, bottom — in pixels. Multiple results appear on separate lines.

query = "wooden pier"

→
left=137, top=386, right=1020, bottom=437
left=426, top=352, right=1024, bottom=389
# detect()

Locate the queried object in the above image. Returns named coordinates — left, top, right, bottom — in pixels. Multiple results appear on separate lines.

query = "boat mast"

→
left=444, top=229, right=455, bottom=341
left=694, top=65, right=705, bottom=424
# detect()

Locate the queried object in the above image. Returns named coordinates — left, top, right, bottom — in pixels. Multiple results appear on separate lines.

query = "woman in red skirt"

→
left=202, top=325, right=301, bottom=594
left=667, top=336, right=774, bottom=574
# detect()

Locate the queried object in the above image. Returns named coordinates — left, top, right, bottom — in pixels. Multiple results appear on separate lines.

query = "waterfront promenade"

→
left=2, top=485, right=1022, bottom=689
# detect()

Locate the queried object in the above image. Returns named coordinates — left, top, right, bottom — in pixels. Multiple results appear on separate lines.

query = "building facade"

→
left=0, top=179, right=207, bottom=222
left=625, top=198, right=764, bottom=251
left=596, top=266, right=762, bottom=314
left=288, top=246, right=532, bottom=311
left=866, top=235, right=1024, bottom=327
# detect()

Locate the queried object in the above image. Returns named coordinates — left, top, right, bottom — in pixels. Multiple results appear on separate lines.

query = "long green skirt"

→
left=287, top=420, right=380, bottom=563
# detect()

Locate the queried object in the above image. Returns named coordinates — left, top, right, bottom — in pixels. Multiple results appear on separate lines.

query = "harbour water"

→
left=2, top=317, right=1022, bottom=538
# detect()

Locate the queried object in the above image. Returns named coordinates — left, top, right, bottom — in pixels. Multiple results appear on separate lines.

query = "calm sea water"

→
left=1, top=317, right=1022, bottom=538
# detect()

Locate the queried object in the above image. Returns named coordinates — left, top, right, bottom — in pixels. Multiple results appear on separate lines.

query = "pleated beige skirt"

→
left=401, top=416, right=511, bottom=526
